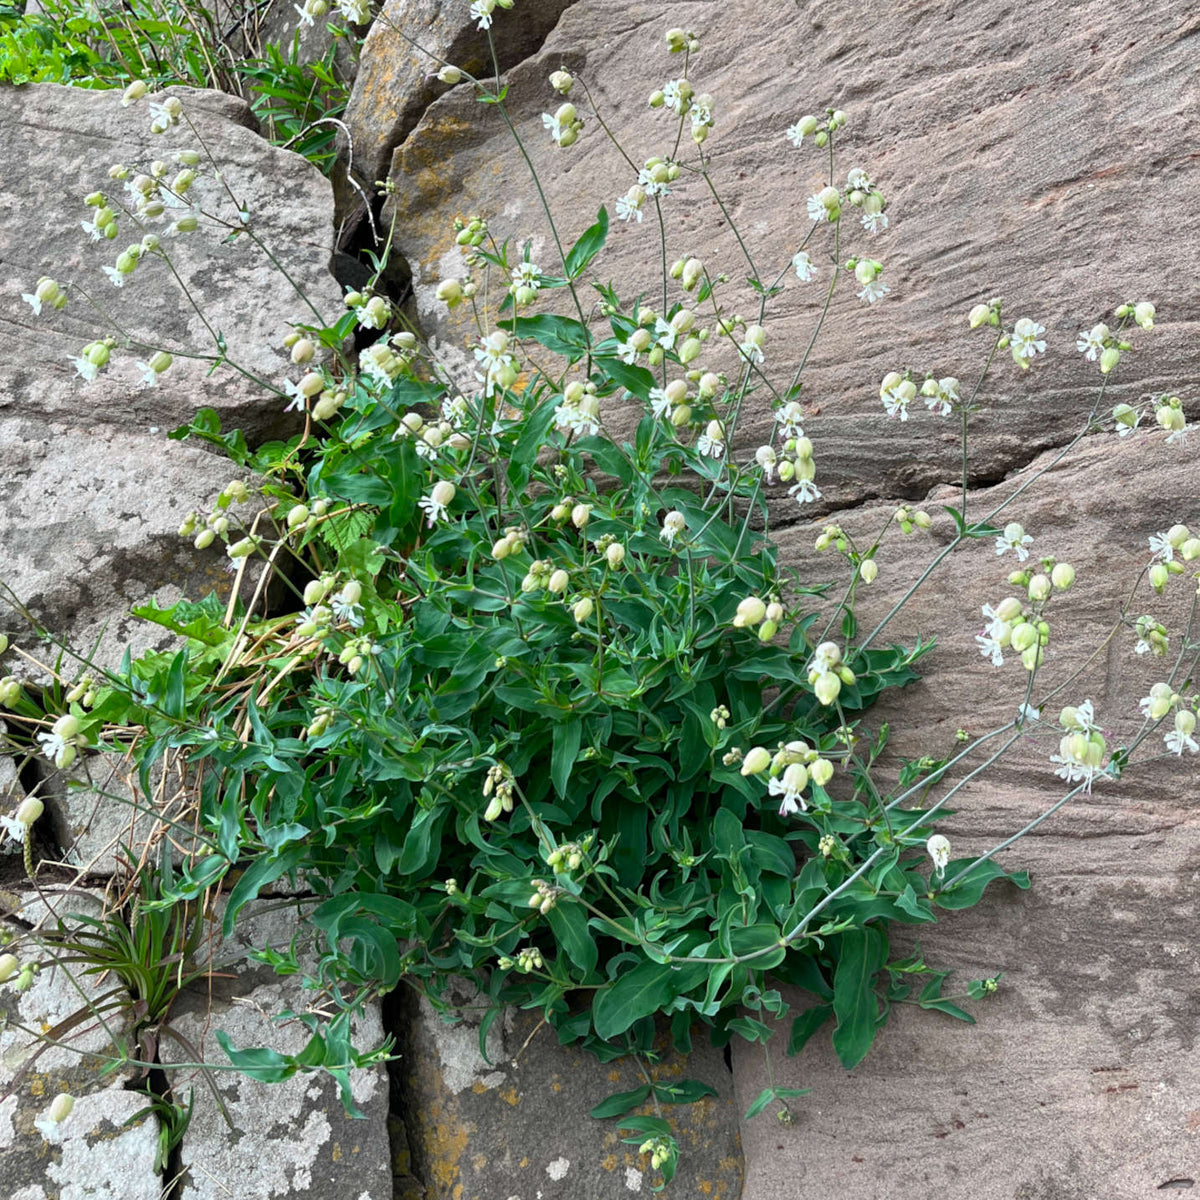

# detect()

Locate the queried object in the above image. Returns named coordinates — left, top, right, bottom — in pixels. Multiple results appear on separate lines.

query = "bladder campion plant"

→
left=3, top=6, right=1199, bottom=1186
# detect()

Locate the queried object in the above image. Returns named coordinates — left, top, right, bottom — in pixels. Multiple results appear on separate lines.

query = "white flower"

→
left=0, top=813, right=26, bottom=843
left=649, top=387, right=671, bottom=419
left=846, top=167, right=870, bottom=192
left=70, top=356, right=100, bottom=383
left=469, top=0, right=494, bottom=29
left=1069, top=699, right=1098, bottom=732
left=755, top=445, right=777, bottom=481
left=881, top=385, right=911, bottom=421
left=293, top=2, right=314, bottom=26
left=776, top=401, right=804, bottom=438
left=80, top=219, right=105, bottom=242
left=861, top=209, right=889, bottom=233
left=510, top=261, right=541, bottom=293
left=785, top=122, right=808, bottom=147
left=441, top=395, right=468, bottom=428
left=615, top=191, right=644, bottom=223
left=554, top=399, right=600, bottom=437
left=792, top=251, right=817, bottom=282
left=282, top=378, right=308, bottom=413
left=637, top=168, right=670, bottom=199
left=1011, top=317, right=1046, bottom=360
left=788, top=478, right=822, bottom=504
left=1116, top=408, right=1142, bottom=438
left=101, top=266, right=126, bottom=291
left=1165, top=728, right=1199, bottom=756
left=926, top=834, right=951, bottom=875
left=662, top=80, right=686, bottom=114
left=617, top=339, right=639, bottom=364
left=690, top=97, right=714, bottom=128
left=334, top=0, right=370, bottom=21
left=1166, top=420, right=1190, bottom=447
left=975, top=631, right=1004, bottom=667
left=995, top=522, right=1033, bottom=561
left=1148, top=532, right=1174, bottom=563
left=857, top=277, right=890, bottom=305
left=134, top=361, right=160, bottom=387
left=22, top=292, right=43, bottom=315
left=661, top=510, right=686, bottom=546
left=1076, top=323, right=1108, bottom=361
left=1016, top=702, right=1042, bottom=725
left=36, top=730, right=69, bottom=767
left=696, top=428, right=724, bottom=458
left=806, top=193, right=829, bottom=223
left=331, top=594, right=365, bottom=627
left=768, top=774, right=807, bottom=817
left=738, top=339, right=764, bottom=365
left=541, top=111, right=565, bottom=143
left=923, top=377, right=960, bottom=416
left=418, top=494, right=449, bottom=527
left=652, top=318, right=677, bottom=351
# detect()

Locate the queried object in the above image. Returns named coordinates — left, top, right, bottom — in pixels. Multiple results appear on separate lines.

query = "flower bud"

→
left=810, top=758, right=834, bottom=787
left=1099, top=346, right=1121, bottom=374
left=0, top=954, right=18, bottom=983
left=547, top=569, right=569, bottom=594
left=227, top=537, right=256, bottom=559
left=681, top=258, right=704, bottom=290
left=47, top=1093, right=74, bottom=1124
left=1011, top=622, right=1038, bottom=653
left=1051, top=562, right=1075, bottom=590
left=16, top=797, right=44, bottom=826
left=733, top=596, right=767, bottom=627
left=122, top=80, right=148, bottom=105
left=1176, top=710, right=1197, bottom=736
left=549, top=69, right=573, bottom=93
left=437, top=64, right=463, bottom=84
left=678, top=336, right=702, bottom=364
left=1133, top=301, right=1155, bottom=330
left=571, top=503, right=591, bottom=529
left=814, top=672, right=841, bottom=706
left=1028, top=574, right=1051, bottom=602
left=860, top=559, right=878, bottom=584
left=1150, top=562, right=1169, bottom=592
left=606, top=543, right=625, bottom=569
left=573, top=597, right=594, bottom=623
left=740, top=746, right=772, bottom=776
left=290, top=338, right=315, bottom=365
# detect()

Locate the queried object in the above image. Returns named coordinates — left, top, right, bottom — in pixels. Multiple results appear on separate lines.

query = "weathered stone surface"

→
left=0, top=420, right=263, bottom=681
left=0, top=82, right=341, bottom=443
left=1, top=887, right=158, bottom=1199
left=733, top=432, right=1200, bottom=1199
left=396, top=980, right=743, bottom=1199
left=162, top=901, right=393, bottom=1200
left=385, top=0, right=1198, bottom=508
left=40, top=751, right=196, bottom=877
left=340, top=0, right=573, bottom=216
left=1, top=757, right=23, bottom=857
left=0, top=1085, right=162, bottom=1200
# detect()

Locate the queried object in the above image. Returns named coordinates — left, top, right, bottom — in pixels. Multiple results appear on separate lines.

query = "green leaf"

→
left=787, top=1004, right=833, bottom=1056
left=933, top=859, right=1031, bottom=910
left=743, top=1086, right=778, bottom=1120
left=565, top=205, right=608, bottom=278
left=508, top=314, right=590, bottom=358
left=593, top=961, right=678, bottom=1041
left=831, top=927, right=887, bottom=1069
left=595, top=356, right=655, bottom=401
left=545, top=900, right=598, bottom=979
left=653, top=1079, right=718, bottom=1106
left=551, top=718, right=583, bottom=799
left=589, top=1085, right=651, bottom=1119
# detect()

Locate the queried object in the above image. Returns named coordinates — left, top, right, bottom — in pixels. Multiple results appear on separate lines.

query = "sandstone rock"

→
left=339, top=0, right=573, bottom=218
left=0, top=420, right=263, bottom=681
left=0, top=82, right=342, bottom=443
left=384, top=0, right=1198, bottom=509
left=395, top=980, right=743, bottom=1200
left=732, top=431, right=1200, bottom=1199
left=161, top=901, right=393, bottom=1200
